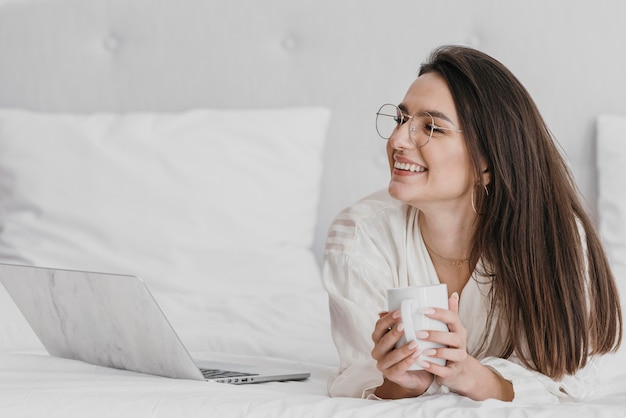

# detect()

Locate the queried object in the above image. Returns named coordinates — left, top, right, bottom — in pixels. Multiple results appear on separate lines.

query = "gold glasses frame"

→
left=375, top=103, right=463, bottom=147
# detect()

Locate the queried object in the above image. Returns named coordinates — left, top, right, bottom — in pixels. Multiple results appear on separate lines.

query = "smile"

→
left=394, top=161, right=426, bottom=172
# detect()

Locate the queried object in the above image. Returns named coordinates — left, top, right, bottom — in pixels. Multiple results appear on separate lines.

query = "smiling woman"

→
left=322, top=45, right=622, bottom=404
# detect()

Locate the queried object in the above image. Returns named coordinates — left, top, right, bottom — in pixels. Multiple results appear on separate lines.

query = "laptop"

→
left=0, top=263, right=310, bottom=384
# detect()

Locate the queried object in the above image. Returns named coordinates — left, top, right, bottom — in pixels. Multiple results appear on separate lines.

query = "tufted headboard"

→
left=1, top=0, right=626, bottom=260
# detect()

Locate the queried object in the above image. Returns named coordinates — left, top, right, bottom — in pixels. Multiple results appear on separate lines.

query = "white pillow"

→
left=597, top=115, right=626, bottom=282
left=595, top=114, right=626, bottom=381
left=0, top=107, right=331, bottom=352
left=598, top=115, right=626, bottom=250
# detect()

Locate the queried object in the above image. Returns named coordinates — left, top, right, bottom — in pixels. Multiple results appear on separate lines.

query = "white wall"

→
left=1, top=0, right=625, bottom=260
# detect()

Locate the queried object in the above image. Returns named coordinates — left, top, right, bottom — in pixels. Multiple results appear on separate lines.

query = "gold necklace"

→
left=418, top=212, right=469, bottom=267
left=423, top=239, right=469, bottom=267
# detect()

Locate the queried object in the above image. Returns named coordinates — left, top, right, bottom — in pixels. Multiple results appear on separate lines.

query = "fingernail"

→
left=391, top=310, right=401, bottom=319
left=452, top=292, right=459, bottom=301
left=416, top=331, right=429, bottom=339
left=412, top=350, right=421, bottom=358
left=408, top=340, right=418, bottom=350
left=423, top=349, right=436, bottom=356
left=419, top=308, right=435, bottom=315
left=397, top=322, right=404, bottom=332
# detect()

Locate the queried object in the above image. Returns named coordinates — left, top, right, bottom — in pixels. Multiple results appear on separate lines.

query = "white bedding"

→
left=1, top=353, right=625, bottom=417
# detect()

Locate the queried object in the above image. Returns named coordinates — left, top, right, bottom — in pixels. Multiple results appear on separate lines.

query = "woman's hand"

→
left=415, top=292, right=514, bottom=401
left=413, top=292, right=473, bottom=391
left=371, top=310, right=434, bottom=398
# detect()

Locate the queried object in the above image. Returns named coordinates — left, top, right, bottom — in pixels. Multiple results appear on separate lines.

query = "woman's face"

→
left=386, top=72, right=476, bottom=214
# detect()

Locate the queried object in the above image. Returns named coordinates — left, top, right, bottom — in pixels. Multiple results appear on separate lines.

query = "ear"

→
left=480, top=158, right=491, bottom=186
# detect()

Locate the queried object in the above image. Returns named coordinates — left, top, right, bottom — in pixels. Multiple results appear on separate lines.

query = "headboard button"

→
left=281, top=36, right=297, bottom=51
left=103, top=35, right=120, bottom=51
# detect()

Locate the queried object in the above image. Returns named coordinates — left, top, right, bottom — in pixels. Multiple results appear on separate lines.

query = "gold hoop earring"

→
left=472, top=184, right=489, bottom=215
left=471, top=187, right=479, bottom=215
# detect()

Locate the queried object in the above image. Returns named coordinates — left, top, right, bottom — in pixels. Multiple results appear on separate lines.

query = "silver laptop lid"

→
left=0, top=263, right=204, bottom=381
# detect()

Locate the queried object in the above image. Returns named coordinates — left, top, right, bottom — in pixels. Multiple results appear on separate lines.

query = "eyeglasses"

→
left=375, top=103, right=463, bottom=147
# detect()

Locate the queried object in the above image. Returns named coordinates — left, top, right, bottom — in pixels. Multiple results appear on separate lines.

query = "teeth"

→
left=394, top=161, right=425, bottom=172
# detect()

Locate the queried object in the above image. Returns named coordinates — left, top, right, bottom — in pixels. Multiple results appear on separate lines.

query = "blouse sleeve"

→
left=322, top=192, right=411, bottom=398
left=480, top=354, right=601, bottom=404
left=322, top=251, right=387, bottom=398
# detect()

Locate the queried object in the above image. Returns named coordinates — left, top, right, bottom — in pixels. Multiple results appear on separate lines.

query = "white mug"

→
left=386, top=284, right=449, bottom=370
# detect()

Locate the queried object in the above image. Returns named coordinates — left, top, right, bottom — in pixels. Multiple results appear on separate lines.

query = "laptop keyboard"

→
left=200, top=368, right=259, bottom=383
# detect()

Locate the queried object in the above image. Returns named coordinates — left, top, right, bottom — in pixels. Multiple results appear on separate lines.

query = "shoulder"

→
left=336, top=188, right=405, bottom=219
left=324, top=189, right=411, bottom=256
left=327, top=188, right=407, bottom=235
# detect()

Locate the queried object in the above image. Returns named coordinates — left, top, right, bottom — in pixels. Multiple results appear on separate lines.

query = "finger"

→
left=376, top=340, right=420, bottom=371
left=448, top=292, right=459, bottom=314
left=422, top=306, right=464, bottom=334
left=416, top=329, right=464, bottom=350
left=423, top=347, right=468, bottom=364
left=414, top=357, right=449, bottom=378
left=371, top=310, right=401, bottom=343
left=371, top=321, right=405, bottom=360
left=414, top=348, right=470, bottom=382
left=383, top=352, right=424, bottom=380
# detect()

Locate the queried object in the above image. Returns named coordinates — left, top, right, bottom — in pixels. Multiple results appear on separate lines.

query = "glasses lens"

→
left=376, top=104, right=401, bottom=139
left=409, top=112, right=434, bottom=147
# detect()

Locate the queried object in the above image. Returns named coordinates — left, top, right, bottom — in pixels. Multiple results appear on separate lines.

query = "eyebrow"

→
left=397, top=103, right=459, bottom=127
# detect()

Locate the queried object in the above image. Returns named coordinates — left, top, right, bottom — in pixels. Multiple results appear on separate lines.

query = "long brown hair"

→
left=419, top=45, right=622, bottom=379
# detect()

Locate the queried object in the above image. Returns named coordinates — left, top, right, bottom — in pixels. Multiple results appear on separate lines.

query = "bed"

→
left=1, top=0, right=625, bottom=416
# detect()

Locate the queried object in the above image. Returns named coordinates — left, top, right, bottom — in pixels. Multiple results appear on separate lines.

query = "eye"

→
left=429, top=123, right=445, bottom=134
left=393, top=111, right=407, bottom=126
left=421, top=120, right=436, bottom=134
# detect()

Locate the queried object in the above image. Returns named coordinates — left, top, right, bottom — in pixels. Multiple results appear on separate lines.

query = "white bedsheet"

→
left=1, top=351, right=625, bottom=417
left=1, top=262, right=624, bottom=417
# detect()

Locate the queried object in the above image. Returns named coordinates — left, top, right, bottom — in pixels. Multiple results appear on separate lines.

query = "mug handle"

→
left=400, top=299, right=417, bottom=344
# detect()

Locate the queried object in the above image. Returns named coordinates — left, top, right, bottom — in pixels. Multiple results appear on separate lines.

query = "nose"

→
left=388, top=121, right=414, bottom=149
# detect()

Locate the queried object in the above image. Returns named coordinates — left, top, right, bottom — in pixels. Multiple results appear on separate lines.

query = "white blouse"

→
left=322, top=189, right=596, bottom=404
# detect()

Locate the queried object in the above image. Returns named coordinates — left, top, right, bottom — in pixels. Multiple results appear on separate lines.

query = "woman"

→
left=323, top=45, right=622, bottom=403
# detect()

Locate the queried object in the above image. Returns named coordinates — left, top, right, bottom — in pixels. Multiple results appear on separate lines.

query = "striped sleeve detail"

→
left=324, top=213, right=357, bottom=253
